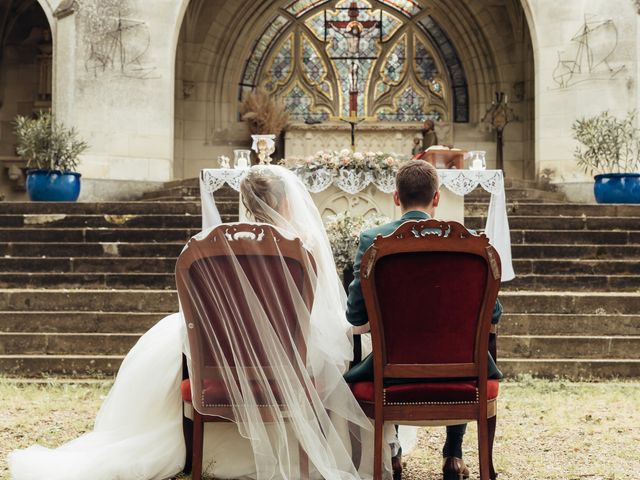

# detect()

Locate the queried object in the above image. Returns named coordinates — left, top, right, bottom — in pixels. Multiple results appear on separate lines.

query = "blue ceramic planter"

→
left=26, top=170, right=81, bottom=202
left=594, top=173, right=640, bottom=204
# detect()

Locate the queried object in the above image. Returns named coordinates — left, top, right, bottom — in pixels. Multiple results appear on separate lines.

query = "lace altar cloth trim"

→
left=200, top=168, right=504, bottom=196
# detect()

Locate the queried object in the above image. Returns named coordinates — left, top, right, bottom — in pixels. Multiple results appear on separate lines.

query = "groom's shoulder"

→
left=360, top=219, right=403, bottom=246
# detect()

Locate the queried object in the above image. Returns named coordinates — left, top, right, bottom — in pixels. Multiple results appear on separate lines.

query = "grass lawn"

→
left=1, top=377, right=639, bottom=479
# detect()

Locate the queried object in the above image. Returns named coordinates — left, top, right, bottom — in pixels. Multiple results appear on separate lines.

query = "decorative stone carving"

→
left=0, top=156, right=27, bottom=191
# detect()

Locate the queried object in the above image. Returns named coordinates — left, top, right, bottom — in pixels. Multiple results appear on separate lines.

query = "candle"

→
left=236, top=157, right=249, bottom=168
left=472, top=158, right=483, bottom=170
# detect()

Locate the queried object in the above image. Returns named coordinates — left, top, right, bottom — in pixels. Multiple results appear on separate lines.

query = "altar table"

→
left=199, top=167, right=514, bottom=281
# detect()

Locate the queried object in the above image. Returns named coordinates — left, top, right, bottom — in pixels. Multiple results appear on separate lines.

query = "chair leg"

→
left=192, top=410, right=204, bottom=480
left=488, top=414, right=497, bottom=480
left=477, top=417, right=491, bottom=480
left=182, top=407, right=193, bottom=474
left=299, top=443, right=309, bottom=480
left=373, top=417, right=383, bottom=480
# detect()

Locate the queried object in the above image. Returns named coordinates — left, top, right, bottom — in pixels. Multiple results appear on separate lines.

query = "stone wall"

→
left=2, top=0, right=639, bottom=203
left=524, top=0, right=638, bottom=199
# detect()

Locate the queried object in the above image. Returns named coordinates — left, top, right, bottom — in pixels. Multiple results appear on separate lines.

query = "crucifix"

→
left=340, top=115, right=365, bottom=151
left=326, top=1, right=380, bottom=117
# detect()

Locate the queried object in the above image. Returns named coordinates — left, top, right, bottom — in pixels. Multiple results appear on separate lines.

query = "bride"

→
left=8, top=165, right=393, bottom=480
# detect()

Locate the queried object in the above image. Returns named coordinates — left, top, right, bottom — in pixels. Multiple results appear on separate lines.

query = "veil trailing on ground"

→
left=8, top=165, right=392, bottom=480
left=183, top=165, right=387, bottom=478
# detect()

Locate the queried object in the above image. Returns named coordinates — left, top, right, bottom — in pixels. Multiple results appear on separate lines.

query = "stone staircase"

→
left=1, top=179, right=639, bottom=379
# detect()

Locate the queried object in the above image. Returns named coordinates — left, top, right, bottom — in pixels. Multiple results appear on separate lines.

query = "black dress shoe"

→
left=392, top=453, right=402, bottom=480
left=442, top=457, right=469, bottom=480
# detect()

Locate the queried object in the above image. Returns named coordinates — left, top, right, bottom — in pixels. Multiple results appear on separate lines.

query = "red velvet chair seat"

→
left=181, top=378, right=284, bottom=407
left=351, top=380, right=499, bottom=405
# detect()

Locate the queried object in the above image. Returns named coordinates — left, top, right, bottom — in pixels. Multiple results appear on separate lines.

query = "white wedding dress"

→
left=9, top=166, right=405, bottom=480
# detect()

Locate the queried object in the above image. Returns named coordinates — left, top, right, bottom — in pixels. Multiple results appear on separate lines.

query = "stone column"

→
left=52, top=0, right=185, bottom=184
left=526, top=0, right=637, bottom=201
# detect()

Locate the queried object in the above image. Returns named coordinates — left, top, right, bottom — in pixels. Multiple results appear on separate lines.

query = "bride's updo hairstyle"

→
left=240, top=169, right=288, bottom=224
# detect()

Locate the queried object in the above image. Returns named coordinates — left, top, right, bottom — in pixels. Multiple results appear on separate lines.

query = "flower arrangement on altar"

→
left=287, top=149, right=405, bottom=174
left=324, top=211, right=390, bottom=273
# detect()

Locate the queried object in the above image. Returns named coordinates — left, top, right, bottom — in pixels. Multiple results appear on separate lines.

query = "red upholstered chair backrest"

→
left=175, top=224, right=316, bottom=413
left=360, top=220, right=501, bottom=382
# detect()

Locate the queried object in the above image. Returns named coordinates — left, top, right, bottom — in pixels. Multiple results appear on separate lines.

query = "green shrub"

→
left=13, top=112, right=88, bottom=172
left=572, top=111, right=640, bottom=175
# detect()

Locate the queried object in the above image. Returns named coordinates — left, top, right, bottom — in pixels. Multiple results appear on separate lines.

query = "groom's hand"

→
left=351, top=323, right=370, bottom=335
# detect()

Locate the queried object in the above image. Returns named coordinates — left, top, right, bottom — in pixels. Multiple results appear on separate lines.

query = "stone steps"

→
left=0, top=289, right=638, bottom=378
left=468, top=215, right=640, bottom=231
left=2, top=227, right=637, bottom=245
left=1, top=176, right=639, bottom=379
left=466, top=202, right=640, bottom=217
left=3, top=257, right=639, bottom=275
left=499, top=314, right=640, bottom=336
left=500, top=335, right=640, bottom=359
left=0, top=242, right=184, bottom=257
left=0, top=332, right=139, bottom=355
left=0, top=311, right=167, bottom=333
left=2, top=271, right=640, bottom=291
left=0, top=289, right=177, bottom=312
left=3, top=310, right=636, bottom=336
left=510, top=229, right=640, bottom=245
left=3, top=241, right=639, bottom=260
left=499, top=359, right=640, bottom=379
left=511, top=244, right=640, bottom=259
left=6, top=289, right=633, bottom=315
left=0, top=354, right=125, bottom=378
left=0, top=201, right=202, bottom=215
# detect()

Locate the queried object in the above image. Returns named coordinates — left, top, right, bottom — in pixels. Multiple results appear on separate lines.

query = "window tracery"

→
left=240, top=0, right=468, bottom=123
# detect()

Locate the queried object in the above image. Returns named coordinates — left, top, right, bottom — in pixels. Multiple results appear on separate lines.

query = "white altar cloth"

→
left=199, top=168, right=515, bottom=281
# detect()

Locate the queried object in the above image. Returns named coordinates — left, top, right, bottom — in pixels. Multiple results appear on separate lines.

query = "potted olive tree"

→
left=572, top=111, right=640, bottom=203
left=14, top=112, right=88, bottom=202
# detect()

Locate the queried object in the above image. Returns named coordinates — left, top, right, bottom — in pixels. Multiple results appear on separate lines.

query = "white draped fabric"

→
left=200, top=167, right=515, bottom=281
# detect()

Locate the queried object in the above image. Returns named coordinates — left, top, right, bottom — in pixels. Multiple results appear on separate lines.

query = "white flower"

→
left=353, top=152, right=364, bottom=161
left=340, top=148, right=351, bottom=157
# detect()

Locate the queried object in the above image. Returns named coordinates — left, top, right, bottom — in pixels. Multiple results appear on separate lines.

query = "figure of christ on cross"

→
left=326, top=1, right=380, bottom=117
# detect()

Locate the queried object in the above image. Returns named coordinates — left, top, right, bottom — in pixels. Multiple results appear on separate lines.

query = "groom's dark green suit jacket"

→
left=344, top=210, right=503, bottom=383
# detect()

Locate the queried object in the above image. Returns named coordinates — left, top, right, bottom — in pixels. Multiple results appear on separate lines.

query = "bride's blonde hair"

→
left=240, top=170, right=288, bottom=224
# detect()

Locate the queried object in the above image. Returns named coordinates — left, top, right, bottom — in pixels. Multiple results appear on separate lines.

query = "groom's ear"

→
left=432, top=190, right=440, bottom=208
left=393, top=191, right=401, bottom=207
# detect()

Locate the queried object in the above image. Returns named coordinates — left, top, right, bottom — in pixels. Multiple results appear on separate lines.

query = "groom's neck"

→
left=401, top=204, right=435, bottom=218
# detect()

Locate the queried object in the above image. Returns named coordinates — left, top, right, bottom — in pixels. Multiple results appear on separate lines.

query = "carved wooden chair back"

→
left=358, top=219, right=501, bottom=480
left=176, top=223, right=316, bottom=480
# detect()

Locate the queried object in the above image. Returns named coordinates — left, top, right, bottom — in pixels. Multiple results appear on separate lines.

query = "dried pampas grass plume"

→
left=240, top=89, right=290, bottom=136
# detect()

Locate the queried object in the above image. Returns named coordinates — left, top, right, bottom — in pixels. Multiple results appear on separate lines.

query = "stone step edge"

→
left=4, top=256, right=640, bottom=263
left=0, top=289, right=637, bottom=296
left=2, top=355, right=638, bottom=364
left=3, top=332, right=638, bottom=340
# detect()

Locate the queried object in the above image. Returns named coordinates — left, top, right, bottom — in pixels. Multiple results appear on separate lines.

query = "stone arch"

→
left=175, top=0, right=536, bottom=179
left=0, top=0, right=54, bottom=198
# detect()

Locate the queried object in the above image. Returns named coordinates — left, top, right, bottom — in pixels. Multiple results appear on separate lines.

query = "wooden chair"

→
left=352, top=219, right=501, bottom=480
left=176, top=223, right=316, bottom=480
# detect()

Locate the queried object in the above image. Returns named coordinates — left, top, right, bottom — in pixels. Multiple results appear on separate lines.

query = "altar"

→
left=284, top=121, right=453, bottom=159
left=199, top=166, right=514, bottom=281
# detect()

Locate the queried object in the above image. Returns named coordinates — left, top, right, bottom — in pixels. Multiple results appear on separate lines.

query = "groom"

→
left=344, top=160, right=503, bottom=480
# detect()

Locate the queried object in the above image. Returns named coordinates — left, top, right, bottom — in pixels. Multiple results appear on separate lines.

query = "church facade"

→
left=1, top=0, right=638, bottom=201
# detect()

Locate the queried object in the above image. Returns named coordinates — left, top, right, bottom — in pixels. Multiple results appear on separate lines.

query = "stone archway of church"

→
left=174, top=0, right=537, bottom=180
left=0, top=0, right=54, bottom=200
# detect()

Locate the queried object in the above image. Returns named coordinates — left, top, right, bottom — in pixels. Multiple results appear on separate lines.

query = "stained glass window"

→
left=283, top=84, right=330, bottom=121
left=285, top=0, right=330, bottom=18
left=240, top=1, right=468, bottom=123
left=379, top=0, right=421, bottom=18
left=415, top=39, right=437, bottom=83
